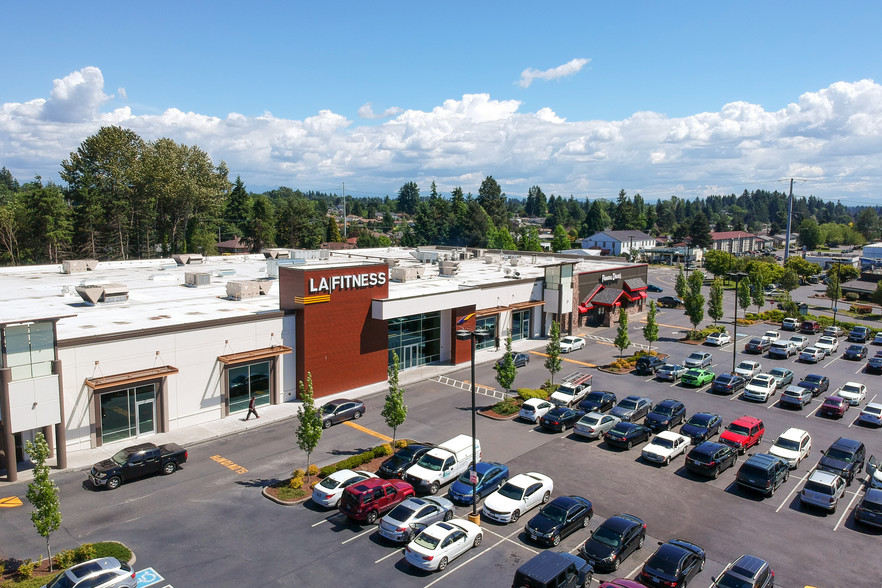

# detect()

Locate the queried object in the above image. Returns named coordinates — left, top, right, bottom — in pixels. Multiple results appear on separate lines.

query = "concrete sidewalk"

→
left=1, top=337, right=552, bottom=489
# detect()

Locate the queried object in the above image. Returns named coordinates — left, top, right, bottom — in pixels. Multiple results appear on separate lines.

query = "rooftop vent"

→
left=390, top=266, right=425, bottom=283
left=172, top=253, right=204, bottom=265
left=159, top=260, right=178, bottom=270
left=215, top=268, right=236, bottom=277
left=61, top=259, right=99, bottom=274
left=226, top=280, right=274, bottom=300
left=438, top=260, right=460, bottom=277
left=75, top=283, right=128, bottom=304
left=262, top=248, right=291, bottom=260
left=266, top=258, right=306, bottom=278
left=184, top=272, right=211, bottom=287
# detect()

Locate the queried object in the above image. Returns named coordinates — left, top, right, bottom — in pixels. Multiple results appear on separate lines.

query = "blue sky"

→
left=3, top=1, right=882, bottom=204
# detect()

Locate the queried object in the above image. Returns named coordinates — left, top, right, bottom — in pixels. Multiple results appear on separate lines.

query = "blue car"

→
left=447, top=461, right=509, bottom=504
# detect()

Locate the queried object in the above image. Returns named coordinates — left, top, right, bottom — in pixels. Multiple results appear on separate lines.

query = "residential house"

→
left=580, top=230, right=654, bottom=257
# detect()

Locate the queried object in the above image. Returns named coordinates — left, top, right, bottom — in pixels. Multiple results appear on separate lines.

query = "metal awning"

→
left=476, top=306, right=511, bottom=317
left=85, top=366, right=179, bottom=390
left=217, top=345, right=292, bottom=365
left=509, top=300, right=545, bottom=310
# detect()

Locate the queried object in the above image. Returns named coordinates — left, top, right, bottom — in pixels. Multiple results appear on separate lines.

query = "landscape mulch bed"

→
left=264, top=454, right=392, bottom=505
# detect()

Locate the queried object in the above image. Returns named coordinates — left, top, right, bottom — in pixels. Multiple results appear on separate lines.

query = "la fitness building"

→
left=0, top=247, right=647, bottom=480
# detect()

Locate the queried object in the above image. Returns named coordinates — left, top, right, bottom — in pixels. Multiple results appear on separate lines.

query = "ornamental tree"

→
left=544, top=321, right=562, bottom=387
left=642, top=300, right=659, bottom=355
left=381, top=352, right=408, bottom=447
left=614, top=308, right=630, bottom=357
left=295, top=372, right=323, bottom=487
left=25, top=433, right=61, bottom=571
left=494, top=333, right=518, bottom=391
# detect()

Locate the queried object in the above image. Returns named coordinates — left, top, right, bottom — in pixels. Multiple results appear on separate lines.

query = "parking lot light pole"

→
left=728, top=272, right=748, bottom=374
left=456, top=326, right=489, bottom=523
left=832, top=259, right=842, bottom=329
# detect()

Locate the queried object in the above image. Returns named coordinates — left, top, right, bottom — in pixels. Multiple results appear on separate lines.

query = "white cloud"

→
left=518, top=58, right=589, bottom=88
left=358, top=103, right=402, bottom=119
left=2, top=67, right=882, bottom=203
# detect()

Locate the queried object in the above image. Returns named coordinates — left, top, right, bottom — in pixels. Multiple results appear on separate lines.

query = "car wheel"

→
left=366, top=510, right=378, bottom=524
left=473, top=533, right=483, bottom=548
left=626, top=441, right=633, bottom=450
left=582, top=515, right=591, bottom=528
left=323, top=419, right=332, bottom=429
left=162, top=461, right=177, bottom=475
left=541, top=491, right=551, bottom=504
left=429, top=482, right=440, bottom=495
left=664, top=457, right=670, bottom=466
left=712, top=466, right=720, bottom=479
left=552, top=535, right=561, bottom=546
left=335, top=499, right=341, bottom=509
left=699, top=558, right=705, bottom=572
left=438, top=556, right=449, bottom=571
left=611, top=557, right=620, bottom=571
left=353, top=411, right=362, bottom=420
left=443, top=510, right=454, bottom=521
left=638, top=533, right=646, bottom=549
left=510, top=510, right=520, bottom=523
left=106, top=476, right=121, bottom=490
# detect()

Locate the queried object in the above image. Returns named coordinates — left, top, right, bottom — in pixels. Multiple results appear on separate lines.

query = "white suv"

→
left=769, top=428, right=812, bottom=468
left=800, top=469, right=846, bottom=513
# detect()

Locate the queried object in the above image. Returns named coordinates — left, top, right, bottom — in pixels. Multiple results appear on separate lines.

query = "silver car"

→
left=573, top=412, right=621, bottom=439
left=42, top=557, right=136, bottom=588
left=378, top=496, right=455, bottom=543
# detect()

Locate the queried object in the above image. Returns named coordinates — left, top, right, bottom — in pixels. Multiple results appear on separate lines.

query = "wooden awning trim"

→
left=85, top=366, right=179, bottom=390
left=475, top=306, right=511, bottom=317
left=217, top=345, right=292, bottom=365
left=510, top=300, right=545, bottom=310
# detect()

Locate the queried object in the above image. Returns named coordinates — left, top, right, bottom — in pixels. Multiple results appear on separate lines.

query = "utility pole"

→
left=783, top=178, right=794, bottom=265
left=342, top=182, right=347, bottom=239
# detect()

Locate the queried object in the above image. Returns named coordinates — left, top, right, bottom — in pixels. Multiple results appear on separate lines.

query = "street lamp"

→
left=728, top=272, right=748, bottom=374
left=456, top=324, right=490, bottom=523
left=832, top=259, right=842, bottom=328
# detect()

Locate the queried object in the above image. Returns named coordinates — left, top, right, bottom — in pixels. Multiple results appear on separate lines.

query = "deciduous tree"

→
left=382, top=352, right=407, bottom=447
left=614, top=309, right=630, bottom=357
left=708, top=278, right=725, bottom=324
left=684, top=271, right=705, bottom=334
left=295, top=373, right=323, bottom=487
left=545, top=321, right=562, bottom=387
left=494, top=333, right=518, bottom=391
left=25, top=433, right=61, bottom=571
left=643, top=300, right=659, bottom=355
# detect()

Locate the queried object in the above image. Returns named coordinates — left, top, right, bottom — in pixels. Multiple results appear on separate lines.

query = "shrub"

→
left=73, top=544, right=96, bottom=564
left=517, top=388, right=548, bottom=401
left=319, top=464, right=337, bottom=477
left=292, top=468, right=305, bottom=479
left=16, top=559, right=35, bottom=581
left=306, top=464, right=319, bottom=477
left=277, top=486, right=307, bottom=501
left=540, top=381, right=560, bottom=393
left=91, top=542, right=132, bottom=563
left=845, top=292, right=860, bottom=301
left=55, top=549, right=75, bottom=569
left=491, top=397, right=521, bottom=416
left=394, top=439, right=407, bottom=449
left=289, top=476, right=304, bottom=489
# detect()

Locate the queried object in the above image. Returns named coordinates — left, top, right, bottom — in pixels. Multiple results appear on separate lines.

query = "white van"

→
left=403, top=434, right=481, bottom=495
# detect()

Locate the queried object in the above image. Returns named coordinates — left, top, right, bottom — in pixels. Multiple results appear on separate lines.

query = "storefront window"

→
left=388, top=312, right=441, bottom=369
left=511, top=310, right=531, bottom=341
left=228, top=362, right=271, bottom=414
left=100, top=384, right=156, bottom=444
left=475, top=316, right=497, bottom=350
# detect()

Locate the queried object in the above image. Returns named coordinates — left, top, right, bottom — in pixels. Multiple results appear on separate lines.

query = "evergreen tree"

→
left=326, top=216, right=343, bottom=242
left=25, top=433, right=61, bottom=571
left=708, top=278, right=725, bottom=325
left=689, top=212, right=713, bottom=249
left=614, top=309, right=630, bottom=357
left=225, top=176, right=252, bottom=237
left=675, top=266, right=688, bottom=300
left=397, top=182, right=420, bottom=216
left=381, top=352, right=408, bottom=447
left=494, top=333, right=518, bottom=392
left=750, top=274, right=766, bottom=313
left=583, top=200, right=609, bottom=235
left=518, top=226, right=543, bottom=252
left=545, top=321, right=562, bottom=387
left=643, top=300, right=659, bottom=355
left=478, top=176, right=509, bottom=229
left=295, top=373, right=323, bottom=487
left=551, top=224, right=570, bottom=252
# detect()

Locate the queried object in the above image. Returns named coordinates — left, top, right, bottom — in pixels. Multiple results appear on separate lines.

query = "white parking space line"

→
left=478, top=525, right=539, bottom=554
left=341, top=527, right=374, bottom=544
left=623, top=551, right=654, bottom=581
left=422, top=527, right=524, bottom=588
left=804, top=403, right=822, bottom=419
left=856, top=364, right=866, bottom=375
left=834, top=487, right=865, bottom=531
left=728, top=392, right=742, bottom=401
left=766, top=399, right=782, bottom=410
left=848, top=414, right=860, bottom=428
left=775, top=471, right=810, bottom=512
left=375, top=548, right=403, bottom=564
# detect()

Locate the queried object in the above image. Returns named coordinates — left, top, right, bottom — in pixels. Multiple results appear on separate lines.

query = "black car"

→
left=844, top=344, right=868, bottom=360
left=578, top=390, right=617, bottom=413
left=377, top=444, right=436, bottom=479
left=867, top=355, right=882, bottom=374
left=647, top=284, right=663, bottom=292
left=743, top=338, right=771, bottom=354
left=524, top=495, right=594, bottom=546
left=579, top=513, right=646, bottom=572
left=497, top=352, right=530, bottom=368
left=658, top=296, right=684, bottom=308
left=685, top=441, right=738, bottom=478
left=712, top=554, right=775, bottom=588
left=539, top=407, right=585, bottom=432
left=680, top=412, right=723, bottom=444
left=610, top=395, right=652, bottom=422
left=711, top=373, right=746, bottom=395
left=736, top=453, right=789, bottom=497
left=635, top=355, right=666, bottom=375
left=849, top=326, right=872, bottom=343
left=638, top=539, right=706, bottom=588
left=854, top=487, right=882, bottom=529
left=604, top=422, right=652, bottom=449
left=797, top=374, right=829, bottom=397
left=818, top=437, right=866, bottom=486
left=320, top=398, right=366, bottom=428
left=644, top=399, right=687, bottom=432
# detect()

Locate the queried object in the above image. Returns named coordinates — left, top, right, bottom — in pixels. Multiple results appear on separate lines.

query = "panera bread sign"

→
left=295, top=270, right=388, bottom=305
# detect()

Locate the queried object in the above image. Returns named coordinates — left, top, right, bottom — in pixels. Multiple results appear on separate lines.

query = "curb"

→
left=477, top=409, right=519, bottom=421
left=261, top=486, right=311, bottom=506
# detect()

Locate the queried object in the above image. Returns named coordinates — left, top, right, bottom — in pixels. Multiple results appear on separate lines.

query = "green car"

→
left=682, top=368, right=715, bottom=387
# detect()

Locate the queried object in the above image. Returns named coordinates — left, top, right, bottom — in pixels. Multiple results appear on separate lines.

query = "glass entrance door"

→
left=136, top=399, right=155, bottom=436
left=402, top=344, right=420, bottom=369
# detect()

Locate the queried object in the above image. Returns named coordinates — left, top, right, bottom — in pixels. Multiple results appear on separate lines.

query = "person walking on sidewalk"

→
left=245, top=395, right=260, bottom=420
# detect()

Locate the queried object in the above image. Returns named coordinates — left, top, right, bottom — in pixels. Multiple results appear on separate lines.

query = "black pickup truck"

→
left=88, top=442, right=188, bottom=490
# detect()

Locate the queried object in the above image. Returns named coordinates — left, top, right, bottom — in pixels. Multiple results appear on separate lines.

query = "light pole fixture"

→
left=456, top=323, right=490, bottom=523
left=728, top=272, right=748, bottom=374
left=832, top=259, right=842, bottom=328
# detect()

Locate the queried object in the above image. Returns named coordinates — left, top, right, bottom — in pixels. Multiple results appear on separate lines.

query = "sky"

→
left=3, top=1, right=882, bottom=205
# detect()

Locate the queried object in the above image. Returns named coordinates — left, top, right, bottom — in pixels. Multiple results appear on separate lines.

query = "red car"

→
left=819, top=396, right=849, bottom=419
left=719, top=416, right=764, bottom=454
left=339, top=478, right=415, bottom=523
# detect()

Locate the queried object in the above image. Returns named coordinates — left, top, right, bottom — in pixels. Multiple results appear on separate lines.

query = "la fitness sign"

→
left=309, top=271, right=387, bottom=294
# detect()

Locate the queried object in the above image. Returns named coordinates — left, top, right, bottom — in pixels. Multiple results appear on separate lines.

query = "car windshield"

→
left=652, top=437, right=675, bottom=449
left=457, top=470, right=480, bottom=484
left=726, top=423, right=749, bottom=436
left=803, top=375, right=823, bottom=384
left=842, top=385, right=861, bottom=394
left=556, top=386, right=576, bottom=397
left=591, top=525, right=623, bottom=548
left=321, top=404, right=338, bottom=415
left=388, top=504, right=416, bottom=521
left=714, top=573, right=753, bottom=588
left=413, top=531, right=442, bottom=550
left=318, top=477, right=342, bottom=489
left=861, top=498, right=882, bottom=513
left=609, top=425, right=629, bottom=436
left=659, top=364, right=678, bottom=372
left=584, top=391, right=607, bottom=402
left=687, top=353, right=704, bottom=360
left=769, top=368, right=788, bottom=378
left=539, top=503, right=568, bottom=523
left=775, top=438, right=801, bottom=451
left=647, top=549, right=680, bottom=575
left=687, top=414, right=712, bottom=426
left=865, top=406, right=882, bottom=416
left=737, top=363, right=754, bottom=370
left=824, top=398, right=843, bottom=407
left=783, top=389, right=803, bottom=397
left=416, top=454, right=445, bottom=471
left=580, top=415, right=601, bottom=426
left=498, top=482, right=526, bottom=500
left=748, top=378, right=769, bottom=387
left=110, top=449, right=132, bottom=466
left=618, top=399, right=639, bottom=410
left=825, top=448, right=854, bottom=462
left=653, top=405, right=676, bottom=416
left=804, top=480, right=835, bottom=495
left=748, top=338, right=763, bottom=345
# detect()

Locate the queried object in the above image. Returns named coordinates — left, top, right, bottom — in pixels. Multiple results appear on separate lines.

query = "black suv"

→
left=512, top=551, right=593, bottom=588
left=578, top=513, right=646, bottom=572
left=848, top=325, right=872, bottom=343
left=644, top=399, right=687, bottom=432
left=635, top=355, right=666, bottom=375
left=818, top=437, right=866, bottom=485
left=736, top=454, right=789, bottom=497
left=712, top=554, right=774, bottom=588
left=685, top=441, right=738, bottom=479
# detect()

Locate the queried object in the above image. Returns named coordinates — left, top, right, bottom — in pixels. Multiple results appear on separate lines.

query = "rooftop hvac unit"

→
left=61, top=259, right=99, bottom=274
left=262, top=248, right=291, bottom=259
left=75, top=283, right=128, bottom=304
left=390, top=266, right=425, bottom=283
left=172, top=253, right=204, bottom=265
left=159, top=261, right=178, bottom=270
left=266, top=258, right=306, bottom=278
left=215, top=268, right=236, bottom=277
left=438, top=260, right=460, bottom=277
left=184, top=272, right=211, bottom=287
left=226, top=280, right=274, bottom=300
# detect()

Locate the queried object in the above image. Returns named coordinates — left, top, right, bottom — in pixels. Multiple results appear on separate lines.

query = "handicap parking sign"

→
left=135, top=568, right=165, bottom=588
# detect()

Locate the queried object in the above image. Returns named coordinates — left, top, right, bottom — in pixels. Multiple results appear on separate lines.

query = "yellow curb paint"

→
left=343, top=420, right=393, bottom=442
left=209, top=454, right=248, bottom=474
left=0, top=496, right=23, bottom=508
left=528, top=351, right=596, bottom=367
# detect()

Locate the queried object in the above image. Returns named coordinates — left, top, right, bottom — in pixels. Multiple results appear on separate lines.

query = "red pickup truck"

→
left=339, top=478, right=414, bottom=524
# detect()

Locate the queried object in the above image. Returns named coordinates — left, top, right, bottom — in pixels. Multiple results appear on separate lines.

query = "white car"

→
left=868, top=456, right=882, bottom=488
left=734, top=360, right=761, bottom=379
left=814, top=336, right=839, bottom=356
left=800, top=347, right=825, bottom=363
left=761, top=331, right=780, bottom=343
left=560, top=336, right=586, bottom=353
left=787, top=335, right=810, bottom=351
left=800, top=469, right=847, bottom=513
left=310, top=469, right=377, bottom=508
left=641, top=431, right=691, bottom=465
left=743, top=374, right=777, bottom=402
left=858, top=403, right=882, bottom=427
left=836, top=382, right=867, bottom=406
left=482, top=472, right=553, bottom=523
left=706, top=331, right=732, bottom=346
left=874, top=332, right=882, bottom=345
left=404, top=519, right=483, bottom=572
left=824, top=325, right=846, bottom=338
left=573, top=412, right=621, bottom=439
left=769, top=427, right=812, bottom=469
left=519, top=398, right=554, bottom=423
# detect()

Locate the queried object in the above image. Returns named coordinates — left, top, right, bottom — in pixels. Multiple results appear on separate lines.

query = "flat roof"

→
left=1, top=248, right=645, bottom=341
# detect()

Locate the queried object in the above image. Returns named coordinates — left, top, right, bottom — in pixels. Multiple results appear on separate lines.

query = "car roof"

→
left=830, top=437, right=863, bottom=451
left=863, top=488, right=882, bottom=505
left=779, top=427, right=809, bottom=440
left=601, top=513, right=644, bottom=533
left=727, top=555, right=769, bottom=579
left=744, top=453, right=785, bottom=468
left=807, top=469, right=840, bottom=485
left=325, top=398, right=359, bottom=406
left=508, top=472, right=547, bottom=486
left=731, top=415, right=762, bottom=426
left=548, top=495, right=589, bottom=509
left=523, top=397, right=550, bottom=407
left=655, top=431, right=687, bottom=441
left=691, top=441, right=728, bottom=454
left=474, top=461, right=504, bottom=473
left=655, top=399, right=682, bottom=407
